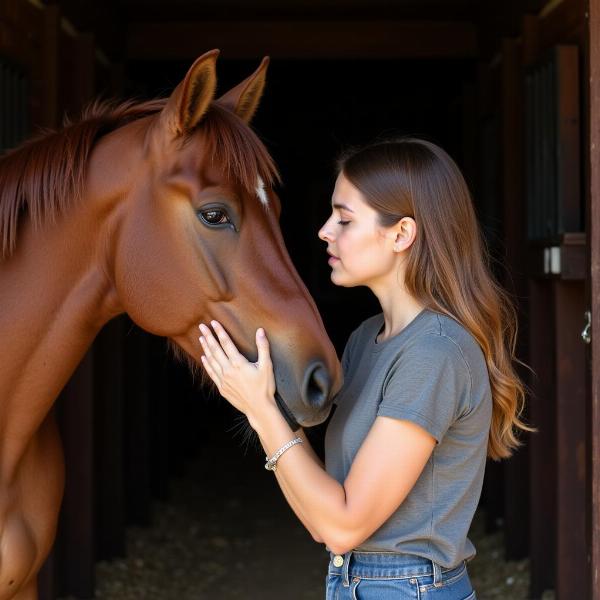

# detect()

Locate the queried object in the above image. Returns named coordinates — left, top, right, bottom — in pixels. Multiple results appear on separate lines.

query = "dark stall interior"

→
left=0, top=0, right=592, bottom=598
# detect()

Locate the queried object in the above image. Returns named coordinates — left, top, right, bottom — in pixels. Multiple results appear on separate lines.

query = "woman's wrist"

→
left=246, top=394, right=282, bottom=434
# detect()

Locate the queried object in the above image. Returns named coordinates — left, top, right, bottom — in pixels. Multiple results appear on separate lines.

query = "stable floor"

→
left=64, top=416, right=552, bottom=599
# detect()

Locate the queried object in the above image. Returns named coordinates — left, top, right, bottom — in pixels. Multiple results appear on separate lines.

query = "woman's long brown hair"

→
left=340, top=137, right=535, bottom=460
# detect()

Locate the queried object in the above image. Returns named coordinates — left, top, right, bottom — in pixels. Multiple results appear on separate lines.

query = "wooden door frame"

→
left=588, top=1, right=600, bottom=598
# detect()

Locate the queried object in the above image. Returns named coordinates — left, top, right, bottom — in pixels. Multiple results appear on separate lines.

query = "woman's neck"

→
left=371, top=282, right=425, bottom=342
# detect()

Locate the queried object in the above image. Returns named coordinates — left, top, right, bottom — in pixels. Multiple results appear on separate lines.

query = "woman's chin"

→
left=330, top=272, right=355, bottom=288
left=330, top=270, right=342, bottom=284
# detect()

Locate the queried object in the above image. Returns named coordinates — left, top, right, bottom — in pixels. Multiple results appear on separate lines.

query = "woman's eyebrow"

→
left=332, top=203, right=355, bottom=213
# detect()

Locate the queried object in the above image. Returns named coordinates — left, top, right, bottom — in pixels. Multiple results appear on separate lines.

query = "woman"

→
left=198, top=137, right=532, bottom=599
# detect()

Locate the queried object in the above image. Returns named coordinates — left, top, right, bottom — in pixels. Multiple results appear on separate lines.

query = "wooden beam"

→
left=58, top=31, right=95, bottom=119
left=124, top=1, right=477, bottom=22
left=123, top=324, right=152, bottom=526
left=528, top=279, right=557, bottom=598
left=538, top=0, right=585, bottom=48
left=42, top=3, right=59, bottom=128
left=587, top=0, right=600, bottom=597
left=556, top=45, right=581, bottom=233
left=501, top=36, right=531, bottom=561
left=94, top=317, right=126, bottom=561
left=57, top=349, right=95, bottom=597
left=148, top=335, right=170, bottom=502
left=0, top=0, right=45, bottom=130
left=554, top=281, right=587, bottom=600
left=126, top=20, right=477, bottom=60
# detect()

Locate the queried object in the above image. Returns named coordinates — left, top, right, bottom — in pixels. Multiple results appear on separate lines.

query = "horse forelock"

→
left=196, top=103, right=280, bottom=208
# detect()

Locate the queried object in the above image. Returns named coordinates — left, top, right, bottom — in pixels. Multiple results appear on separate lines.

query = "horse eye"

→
left=198, top=208, right=231, bottom=226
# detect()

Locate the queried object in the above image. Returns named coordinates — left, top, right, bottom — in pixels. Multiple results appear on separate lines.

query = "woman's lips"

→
left=328, top=255, right=340, bottom=265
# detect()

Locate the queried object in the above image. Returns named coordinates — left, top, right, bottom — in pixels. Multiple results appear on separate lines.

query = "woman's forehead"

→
left=332, top=174, right=369, bottom=212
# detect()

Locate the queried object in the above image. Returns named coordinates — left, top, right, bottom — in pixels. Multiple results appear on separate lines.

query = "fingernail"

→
left=258, top=328, right=265, bottom=337
left=211, top=320, right=219, bottom=328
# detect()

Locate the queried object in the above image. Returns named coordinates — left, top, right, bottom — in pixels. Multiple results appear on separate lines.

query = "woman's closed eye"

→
left=337, top=220, right=351, bottom=226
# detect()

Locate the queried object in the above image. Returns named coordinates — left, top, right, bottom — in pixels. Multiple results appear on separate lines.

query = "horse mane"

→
left=0, top=97, right=279, bottom=260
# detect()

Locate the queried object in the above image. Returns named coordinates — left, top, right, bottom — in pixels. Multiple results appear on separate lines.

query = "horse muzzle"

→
left=274, top=360, right=336, bottom=430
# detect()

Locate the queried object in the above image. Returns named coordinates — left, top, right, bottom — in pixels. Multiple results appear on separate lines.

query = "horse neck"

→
left=0, top=123, right=142, bottom=478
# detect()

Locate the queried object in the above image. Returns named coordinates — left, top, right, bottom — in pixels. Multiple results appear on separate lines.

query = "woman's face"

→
left=318, top=173, right=400, bottom=289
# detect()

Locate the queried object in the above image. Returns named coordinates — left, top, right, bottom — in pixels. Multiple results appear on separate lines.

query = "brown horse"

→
left=0, top=50, right=341, bottom=599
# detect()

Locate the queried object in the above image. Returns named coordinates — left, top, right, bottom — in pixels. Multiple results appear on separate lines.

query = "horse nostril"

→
left=302, top=362, right=332, bottom=409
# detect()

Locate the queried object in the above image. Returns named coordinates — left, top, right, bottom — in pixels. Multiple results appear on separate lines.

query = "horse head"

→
left=112, top=51, right=341, bottom=428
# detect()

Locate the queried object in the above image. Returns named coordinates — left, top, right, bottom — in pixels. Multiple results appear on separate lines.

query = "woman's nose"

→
left=318, top=222, right=334, bottom=242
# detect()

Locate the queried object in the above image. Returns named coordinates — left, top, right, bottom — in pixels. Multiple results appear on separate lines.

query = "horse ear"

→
left=163, top=49, right=219, bottom=135
left=217, top=56, right=269, bottom=123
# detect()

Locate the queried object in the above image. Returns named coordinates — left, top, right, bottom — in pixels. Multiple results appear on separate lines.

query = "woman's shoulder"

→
left=346, top=310, right=485, bottom=369
left=405, top=312, right=488, bottom=396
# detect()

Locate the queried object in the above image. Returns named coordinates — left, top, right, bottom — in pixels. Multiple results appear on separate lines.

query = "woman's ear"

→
left=391, top=217, right=417, bottom=252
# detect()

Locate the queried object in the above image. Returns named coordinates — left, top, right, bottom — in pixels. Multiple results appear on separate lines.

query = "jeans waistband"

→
left=328, top=550, right=464, bottom=586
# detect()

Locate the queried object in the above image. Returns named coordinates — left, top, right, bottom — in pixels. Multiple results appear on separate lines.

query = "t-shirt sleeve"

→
left=377, top=335, right=471, bottom=443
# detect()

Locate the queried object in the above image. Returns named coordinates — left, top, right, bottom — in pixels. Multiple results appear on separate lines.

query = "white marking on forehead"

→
left=256, top=176, right=269, bottom=207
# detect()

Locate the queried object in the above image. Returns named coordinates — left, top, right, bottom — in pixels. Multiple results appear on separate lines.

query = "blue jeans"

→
left=326, top=550, right=476, bottom=599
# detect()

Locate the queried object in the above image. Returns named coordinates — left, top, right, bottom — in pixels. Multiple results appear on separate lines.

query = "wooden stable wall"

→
left=588, top=2, right=600, bottom=599
left=475, top=1, right=589, bottom=598
left=0, top=0, right=55, bottom=131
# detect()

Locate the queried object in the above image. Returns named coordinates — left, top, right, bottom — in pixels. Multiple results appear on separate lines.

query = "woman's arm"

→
left=252, top=403, right=435, bottom=555
left=199, top=321, right=436, bottom=554
left=258, top=430, right=324, bottom=542
left=296, top=428, right=325, bottom=469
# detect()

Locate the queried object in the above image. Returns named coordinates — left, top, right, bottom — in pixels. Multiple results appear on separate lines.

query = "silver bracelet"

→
left=265, top=437, right=303, bottom=472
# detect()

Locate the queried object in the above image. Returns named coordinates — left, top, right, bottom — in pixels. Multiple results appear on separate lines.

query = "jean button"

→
left=333, top=555, right=344, bottom=567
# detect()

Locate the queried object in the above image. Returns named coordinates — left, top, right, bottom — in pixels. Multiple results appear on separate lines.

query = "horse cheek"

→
left=112, top=226, right=190, bottom=335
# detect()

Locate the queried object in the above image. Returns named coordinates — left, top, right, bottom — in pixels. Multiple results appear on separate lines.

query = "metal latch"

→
left=582, top=310, right=592, bottom=344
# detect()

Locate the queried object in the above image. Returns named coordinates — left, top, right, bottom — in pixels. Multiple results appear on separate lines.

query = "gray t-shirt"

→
left=324, top=308, right=492, bottom=568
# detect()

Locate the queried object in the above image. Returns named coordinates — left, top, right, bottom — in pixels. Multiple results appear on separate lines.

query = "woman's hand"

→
left=198, top=320, right=277, bottom=421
